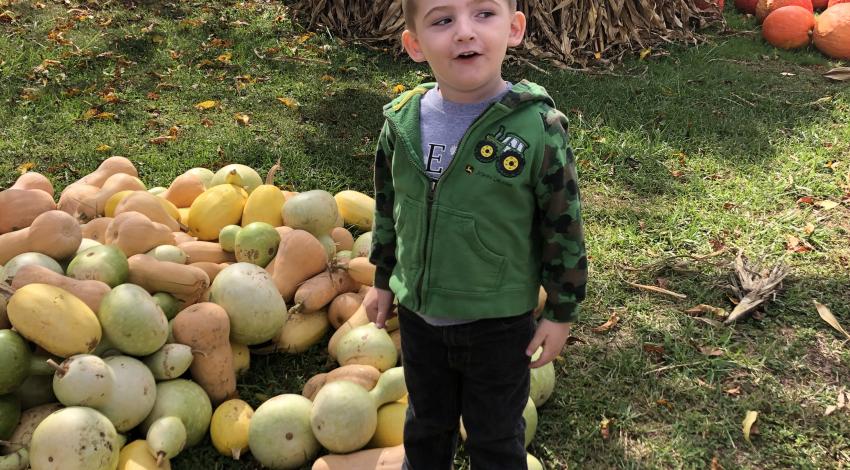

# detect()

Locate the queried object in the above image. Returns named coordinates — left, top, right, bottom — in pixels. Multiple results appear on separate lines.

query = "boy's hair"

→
left=402, top=0, right=518, bottom=31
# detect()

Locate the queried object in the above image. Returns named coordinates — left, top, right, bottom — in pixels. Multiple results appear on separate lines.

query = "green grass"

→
left=2, top=1, right=850, bottom=469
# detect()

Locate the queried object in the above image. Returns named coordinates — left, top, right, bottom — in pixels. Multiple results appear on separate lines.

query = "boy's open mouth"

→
left=456, top=51, right=481, bottom=60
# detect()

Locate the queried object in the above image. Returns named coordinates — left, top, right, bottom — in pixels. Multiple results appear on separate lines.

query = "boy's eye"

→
left=432, top=17, right=452, bottom=26
left=477, top=11, right=495, bottom=18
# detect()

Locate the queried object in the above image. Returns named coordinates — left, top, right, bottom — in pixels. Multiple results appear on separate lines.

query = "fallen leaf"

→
left=200, top=118, right=214, bottom=128
left=785, top=235, right=812, bottom=253
left=814, top=301, right=850, bottom=341
left=392, top=84, right=406, bottom=94
left=824, top=67, right=850, bottom=82
left=216, top=52, right=232, bottom=64
left=169, top=50, right=182, bottom=60
left=685, top=304, right=727, bottom=318
left=725, top=386, right=742, bottom=396
left=797, top=196, right=814, bottom=205
left=321, top=74, right=335, bottom=82
left=670, top=170, right=685, bottom=178
left=700, top=346, right=724, bottom=357
left=803, top=223, right=815, bottom=236
left=194, top=100, right=217, bottom=110
left=639, top=48, right=652, bottom=60
left=815, top=200, right=839, bottom=210
left=94, top=112, right=115, bottom=120
left=168, top=126, right=180, bottom=137
left=594, top=51, right=602, bottom=60
left=780, top=72, right=796, bottom=77
left=16, top=162, right=34, bottom=174
left=710, top=456, right=723, bottom=470
left=296, top=32, right=315, bottom=44
left=656, top=398, right=672, bottom=409
left=600, top=417, right=610, bottom=440
left=101, top=92, right=119, bottom=104
left=592, top=311, right=620, bottom=334
left=95, top=144, right=111, bottom=152
left=180, top=18, right=205, bottom=27
left=656, top=277, right=669, bottom=289
left=565, top=336, right=586, bottom=345
left=642, top=343, right=665, bottom=355
left=234, top=113, right=250, bottom=126
left=723, top=202, right=736, bottom=210
left=825, top=405, right=838, bottom=416
left=0, top=10, right=15, bottom=23
left=147, top=92, right=160, bottom=100
left=276, top=97, right=299, bottom=108
left=742, top=410, right=758, bottom=443
left=149, top=135, right=176, bottom=145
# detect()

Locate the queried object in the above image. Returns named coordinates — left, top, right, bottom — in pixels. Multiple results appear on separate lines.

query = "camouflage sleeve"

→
left=534, top=108, right=587, bottom=323
left=369, top=120, right=397, bottom=290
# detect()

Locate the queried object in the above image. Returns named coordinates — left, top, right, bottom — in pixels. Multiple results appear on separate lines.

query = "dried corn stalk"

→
left=289, top=0, right=723, bottom=68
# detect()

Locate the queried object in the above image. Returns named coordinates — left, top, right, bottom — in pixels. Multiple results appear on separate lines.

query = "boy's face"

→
left=402, top=0, right=525, bottom=103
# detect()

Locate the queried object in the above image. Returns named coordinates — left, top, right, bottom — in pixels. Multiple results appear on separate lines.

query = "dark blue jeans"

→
left=398, top=305, right=534, bottom=470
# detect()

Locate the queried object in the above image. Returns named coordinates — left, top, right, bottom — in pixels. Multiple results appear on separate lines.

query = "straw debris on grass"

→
left=289, top=0, right=724, bottom=68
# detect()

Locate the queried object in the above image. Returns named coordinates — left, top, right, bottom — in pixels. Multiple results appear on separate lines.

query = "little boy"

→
left=364, top=0, right=587, bottom=468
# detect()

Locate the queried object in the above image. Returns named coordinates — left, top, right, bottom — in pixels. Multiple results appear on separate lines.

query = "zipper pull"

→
left=428, top=179, right=437, bottom=200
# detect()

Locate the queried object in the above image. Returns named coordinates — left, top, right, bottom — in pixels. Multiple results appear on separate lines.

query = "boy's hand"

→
left=526, top=319, right=572, bottom=368
left=364, top=286, right=395, bottom=328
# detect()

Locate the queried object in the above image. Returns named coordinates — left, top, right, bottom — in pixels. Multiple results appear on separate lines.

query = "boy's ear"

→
left=507, top=11, right=526, bottom=47
left=402, top=30, right=427, bottom=63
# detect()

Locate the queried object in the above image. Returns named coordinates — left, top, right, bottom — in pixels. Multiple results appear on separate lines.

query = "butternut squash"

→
left=103, top=190, right=135, bottom=217
left=114, top=191, right=180, bottom=231
left=178, top=241, right=236, bottom=264
left=290, top=268, right=359, bottom=315
left=106, top=211, right=175, bottom=257
left=190, top=262, right=228, bottom=283
left=0, top=210, right=82, bottom=265
left=57, top=183, right=99, bottom=219
left=173, top=231, right=196, bottom=245
left=11, top=171, right=54, bottom=197
left=347, top=257, right=376, bottom=286
left=76, top=173, right=146, bottom=222
left=302, top=364, right=381, bottom=400
left=172, top=302, right=236, bottom=405
left=330, top=226, right=354, bottom=252
left=80, top=217, right=113, bottom=243
left=328, top=292, right=364, bottom=329
left=0, top=189, right=56, bottom=234
left=76, top=156, right=139, bottom=187
left=162, top=172, right=206, bottom=208
left=127, top=254, right=210, bottom=306
left=274, top=225, right=293, bottom=240
left=311, top=444, right=405, bottom=470
left=11, top=264, right=110, bottom=313
left=271, top=230, right=329, bottom=301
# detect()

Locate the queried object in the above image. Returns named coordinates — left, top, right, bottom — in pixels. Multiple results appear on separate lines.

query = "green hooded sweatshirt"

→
left=369, top=80, right=586, bottom=323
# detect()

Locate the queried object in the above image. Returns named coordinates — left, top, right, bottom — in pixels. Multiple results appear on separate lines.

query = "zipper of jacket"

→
left=384, top=98, right=510, bottom=311
left=413, top=103, right=505, bottom=310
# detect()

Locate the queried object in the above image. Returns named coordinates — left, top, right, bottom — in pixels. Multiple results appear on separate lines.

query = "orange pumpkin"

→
left=813, top=3, right=850, bottom=58
left=756, top=0, right=813, bottom=21
left=813, top=0, right=830, bottom=8
left=763, top=6, right=816, bottom=48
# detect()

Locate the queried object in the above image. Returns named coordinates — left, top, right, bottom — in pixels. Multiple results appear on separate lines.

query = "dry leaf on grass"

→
left=592, top=311, right=620, bottom=334
left=685, top=304, right=727, bottom=318
left=815, top=200, right=839, bottom=210
left=742, top=410, right=758, bottom=443
left=194, top=100, right=217, bottom=110
left=814, top=301, right=850, bottom=341
left=234, top=113, right=250, bottom=126
left=824, top=67, right=850, bottom=82
left=599, top=417, right=610, bottom=440
left=699, top=346, right=724, bottom=357
left=725, top=386, right=741, bottom=396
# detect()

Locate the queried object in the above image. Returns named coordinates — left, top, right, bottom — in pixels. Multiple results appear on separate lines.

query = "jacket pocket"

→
left=394, top=196, right=425, bottom=272
left=429, top=205, right=505, bottom=293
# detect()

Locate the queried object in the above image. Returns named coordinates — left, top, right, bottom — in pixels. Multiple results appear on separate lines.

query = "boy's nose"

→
left=453, top=17, right=475, bottom=41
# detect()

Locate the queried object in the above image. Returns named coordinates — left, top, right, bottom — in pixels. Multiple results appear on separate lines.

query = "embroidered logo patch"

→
left=472, top=126, right=529, bottom=178
left=497, top=150, right=524, bottom=177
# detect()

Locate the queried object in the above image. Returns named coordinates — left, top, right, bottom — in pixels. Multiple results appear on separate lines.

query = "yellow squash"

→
left=187, top=184, right=247, bottom=241
left=7, top=283, right=101, bottom=358
left=334, top=190, right=375, bottom=232
left=210, top=399, right=253, bottom=460
left=241, top=185, right=285, bottom=227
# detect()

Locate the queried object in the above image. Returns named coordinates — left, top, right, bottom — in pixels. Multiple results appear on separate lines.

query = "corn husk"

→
left=289, top=0, right=724, bottom=68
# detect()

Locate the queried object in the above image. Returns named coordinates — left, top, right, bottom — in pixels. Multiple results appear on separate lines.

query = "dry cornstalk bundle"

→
left=289, top=0, right=724, bottom=68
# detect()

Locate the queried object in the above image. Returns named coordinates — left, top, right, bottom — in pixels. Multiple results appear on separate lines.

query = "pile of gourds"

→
left=0, top=156, right=556, bottom=470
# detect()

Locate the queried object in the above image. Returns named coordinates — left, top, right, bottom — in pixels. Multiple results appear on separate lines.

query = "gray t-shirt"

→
left=416, top=83, right=511, bottom=326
